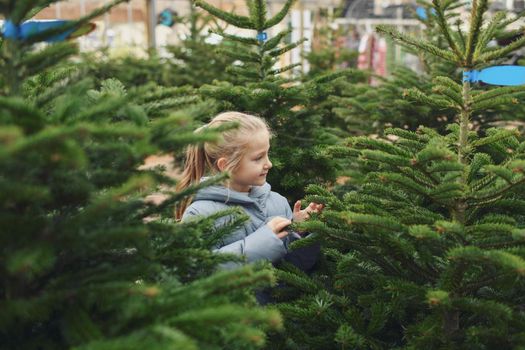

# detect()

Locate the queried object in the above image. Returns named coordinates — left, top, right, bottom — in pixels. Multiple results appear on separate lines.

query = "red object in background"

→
left=374, top=37, right=387, bottom=76
left=357, top=33, right=387, bottom=85
left=357, top=33, right=374, bottom=72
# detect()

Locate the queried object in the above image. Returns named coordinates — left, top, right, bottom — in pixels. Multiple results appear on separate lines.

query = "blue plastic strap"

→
left=2, top=19, right=74, bottom=42
left=257, top=32, right=267, bottom=42
left=2, top=20, right=21, bottom=39
left=478, top=66, right=525, bottom=86
left=463, top=70, right=480, bottom=83
left=464, top=66, right=525, bottom=86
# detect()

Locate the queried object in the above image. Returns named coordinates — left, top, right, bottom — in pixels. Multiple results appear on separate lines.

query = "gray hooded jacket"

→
left=182, top=181, right=298, bottom=265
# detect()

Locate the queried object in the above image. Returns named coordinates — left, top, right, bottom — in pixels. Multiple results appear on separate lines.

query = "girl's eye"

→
left=255, top=156, right=263, bottom=161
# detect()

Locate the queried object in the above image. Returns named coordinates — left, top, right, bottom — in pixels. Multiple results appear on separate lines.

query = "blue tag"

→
left=416, top=7, right=437, bottom=20
left=463, top=66, right=525, bottom=86
left=158, top=9, right=176, bottom=27
left=257, top=32, right=267, bottom=42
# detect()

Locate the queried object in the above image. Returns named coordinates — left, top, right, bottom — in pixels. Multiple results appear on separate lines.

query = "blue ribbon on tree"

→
left=257, top=32, right=267, bottom=42
left=158, top=8, right=176, bottom=27
left=463, top=66, right=525, bottom=86
left=416, top=7, right=437, bottom=20
left=2, top=19, right=96, bottom=42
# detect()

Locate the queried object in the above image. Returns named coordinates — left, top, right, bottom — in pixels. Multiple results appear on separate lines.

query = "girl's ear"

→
left=216, top=157, right=228, bottom=172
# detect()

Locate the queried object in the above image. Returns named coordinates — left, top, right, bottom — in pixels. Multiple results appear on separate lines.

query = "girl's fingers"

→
left=293, top=200, right=302, bottom=213
left=275, top=219, right=291, bottom=232
left=268, top=217, right=292, bottom=233
left=276, top=231, right=288, bottom=239
left=305, top=202, right=319, bottom=213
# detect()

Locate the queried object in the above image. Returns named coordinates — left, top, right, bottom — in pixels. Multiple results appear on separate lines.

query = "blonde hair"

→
left=176, top=112, right=271, bottom=219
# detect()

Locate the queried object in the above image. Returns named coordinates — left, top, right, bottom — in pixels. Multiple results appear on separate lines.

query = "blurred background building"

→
left=8, top=0, right=525, bottom=74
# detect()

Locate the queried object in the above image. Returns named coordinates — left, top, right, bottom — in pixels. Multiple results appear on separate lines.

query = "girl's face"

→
left=229, top=130, right=272, bottom=192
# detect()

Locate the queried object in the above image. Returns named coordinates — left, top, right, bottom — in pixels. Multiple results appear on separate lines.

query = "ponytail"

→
left=175, top=143, right=208, bottom=220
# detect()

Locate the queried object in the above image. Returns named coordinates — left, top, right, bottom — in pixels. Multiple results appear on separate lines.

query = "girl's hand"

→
left=293, top=201, right=324, bottom=223
left=266, top=216, right=292, bottom=239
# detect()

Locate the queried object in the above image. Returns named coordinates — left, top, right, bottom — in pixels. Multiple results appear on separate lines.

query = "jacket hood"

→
left=193, top=177, right=272, bottom=205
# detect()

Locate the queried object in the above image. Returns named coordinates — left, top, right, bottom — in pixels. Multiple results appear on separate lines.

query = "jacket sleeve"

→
left=218, top=223, right=287, bottom=263
left=182, top=203, right=287, bottom=264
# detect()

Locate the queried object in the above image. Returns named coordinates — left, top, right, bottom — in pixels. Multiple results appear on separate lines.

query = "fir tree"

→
left=82, top=50, right=177, bottom=88
left=0, top=1, right=281, bottom=348
left=327, top=1, right=462, bottom=136
left=165, top=1, right=239, bottom=87
left=194, top=0, right=351, bottom=200
left=331, top=0, right=525, bottom=136
left=301, top=14, right=367, bottom=139
left=82, top=1, right=236, bottom=90
left=303, top=10, right=358, bottom=79
left=271, top=1, right=525, bottom=348
left=329, top=65, right=456, bottom=134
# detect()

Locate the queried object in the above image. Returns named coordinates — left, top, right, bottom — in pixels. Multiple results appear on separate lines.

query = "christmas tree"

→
left=82, top=50, right=177, bottom=88
left=194, top=0, right=352, bottom=200
left=330, top=0, right=525, bottom=136
left=303, top=9, right=358, bottom=79
left=0, top=1, right=281, bottom=348
left=82, top=1, right=237, bottom=90
left=164, top=0, right=240, bottom=88
left=270, top=1, right=525, bottom=348
left=327, top=1, right=461, bottom=136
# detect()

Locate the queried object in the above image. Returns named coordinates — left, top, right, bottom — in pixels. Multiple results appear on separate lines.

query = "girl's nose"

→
left=265, top=159, right=272, bottom=169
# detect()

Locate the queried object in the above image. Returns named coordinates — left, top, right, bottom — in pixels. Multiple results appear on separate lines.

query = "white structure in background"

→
left=290, top=9, right=312, bottom=74
left=373, top=0, right=411, bottom=16
left=302, top=10, right=312, bottom=74
left=26, top=0, right=331, bottom=71
left=502, top=0, right=525, bottom=10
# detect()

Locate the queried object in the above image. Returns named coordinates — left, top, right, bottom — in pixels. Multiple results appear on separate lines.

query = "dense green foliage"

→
left=0, top=1, right=281, bottom=348
left=271, top=1, right=525, bottom=348
left=7, top=0, right=525, bottom=349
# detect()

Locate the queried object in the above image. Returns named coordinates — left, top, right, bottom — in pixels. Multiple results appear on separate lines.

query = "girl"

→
left=176, top=111, right=322, bottom=271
